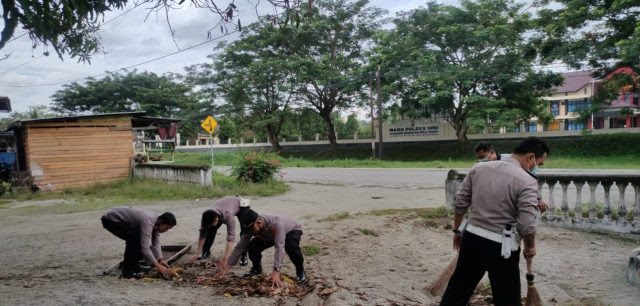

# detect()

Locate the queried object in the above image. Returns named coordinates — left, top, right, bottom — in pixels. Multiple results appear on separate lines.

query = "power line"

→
left=0, top=30, right=238, bottom=88
left=0, top=54, right=46, bottom=75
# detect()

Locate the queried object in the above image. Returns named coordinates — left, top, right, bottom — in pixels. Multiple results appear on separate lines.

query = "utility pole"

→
left=369, top=78, right=375, bottom=159
left=376, top=66, right=383, bottom=159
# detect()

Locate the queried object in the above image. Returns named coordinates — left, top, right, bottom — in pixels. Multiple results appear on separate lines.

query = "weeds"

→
left=302, top=244, right=321, bottom=256
left=320, top=212, right=351, bottom=222
left=357, top=228, right=379, bottom=237
left=1, top=173, right=288, bottom=216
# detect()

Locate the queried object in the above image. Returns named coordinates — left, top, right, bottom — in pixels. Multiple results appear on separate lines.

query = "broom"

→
left=525, top=258, right=543, bottom=306
left=425, top=254, right=458, bottom=297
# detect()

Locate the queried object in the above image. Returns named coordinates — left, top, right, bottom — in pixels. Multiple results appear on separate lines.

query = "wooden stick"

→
left=103, top=261, right=121, bottom=275
left=167, top=244, right=192, bottom=265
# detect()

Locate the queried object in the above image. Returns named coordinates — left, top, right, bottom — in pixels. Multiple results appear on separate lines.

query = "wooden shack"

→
left=8, top=112, right=180, bottom=191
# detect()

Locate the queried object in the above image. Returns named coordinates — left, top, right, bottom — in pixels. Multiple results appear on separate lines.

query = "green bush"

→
left=232, top=152, right=282, bottom=183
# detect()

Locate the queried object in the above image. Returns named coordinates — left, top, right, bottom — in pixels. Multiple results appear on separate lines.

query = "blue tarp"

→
left=0, top=152, right=16, bottom=166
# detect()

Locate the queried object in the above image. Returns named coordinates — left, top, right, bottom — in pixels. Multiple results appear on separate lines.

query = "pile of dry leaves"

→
left=143, top=260, right=336, bottom=300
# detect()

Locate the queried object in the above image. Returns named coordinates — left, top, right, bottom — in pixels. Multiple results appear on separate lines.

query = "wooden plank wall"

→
left=25, top=117, right=134, bottom=190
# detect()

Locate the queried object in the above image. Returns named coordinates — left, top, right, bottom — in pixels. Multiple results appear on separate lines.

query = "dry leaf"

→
left=319, top=287, right=338, bottom=295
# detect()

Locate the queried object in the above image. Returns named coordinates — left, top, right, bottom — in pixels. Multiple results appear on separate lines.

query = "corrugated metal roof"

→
left=5, top=112, right=146, bottom=131
left=553, top=70, right=594, bottom=93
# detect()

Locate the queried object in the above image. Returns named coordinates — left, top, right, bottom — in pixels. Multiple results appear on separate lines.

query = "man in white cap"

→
left=189, top=196, right=250, bottom=266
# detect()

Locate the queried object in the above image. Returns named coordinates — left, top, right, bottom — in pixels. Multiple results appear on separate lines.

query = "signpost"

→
left=200, top=115, right=218, bottom=169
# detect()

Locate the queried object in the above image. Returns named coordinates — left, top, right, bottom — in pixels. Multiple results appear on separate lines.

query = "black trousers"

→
left=202, top=207, right=248, bottom=258
left=440, top=232, right=521, bottom=306
left=101, top=216, right=142, bottom=273
left=248, top=230, right=304, bottom=273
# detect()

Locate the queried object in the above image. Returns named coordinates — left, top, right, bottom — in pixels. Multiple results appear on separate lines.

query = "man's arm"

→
left=453, top=168, right=474, bottom=215
left=451, top=169, right=473, bottom=251
left=226, top=235, right=250, bottom=267
left=141, top=224, right=171, bottom=278
left=140, top=223, right=158, bottom=265
left=517, top=180, right=540, bottom=259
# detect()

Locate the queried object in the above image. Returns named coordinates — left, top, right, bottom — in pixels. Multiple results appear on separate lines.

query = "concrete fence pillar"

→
left=315, top=134, right=320, bottom=142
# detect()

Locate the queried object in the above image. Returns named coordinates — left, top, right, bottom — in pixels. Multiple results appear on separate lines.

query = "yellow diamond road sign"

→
left=201, top=115, right=217, bottom=134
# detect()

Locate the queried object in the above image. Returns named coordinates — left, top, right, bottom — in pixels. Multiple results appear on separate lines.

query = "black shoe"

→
left=240, top=254, right=248, bottom=266
left=137, top=262, right=151, bottom=273
left=243, top=266, right=263, bottom=277
left=296, top=270, right=306, bottom=283
left=197, top=251, right=211, bottom=260
left=121, top=270, right=142, bottom=279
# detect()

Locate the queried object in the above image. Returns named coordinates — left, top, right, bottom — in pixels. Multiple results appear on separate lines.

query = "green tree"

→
left=280, top=108, right=327, bottom=140
left=0, top=105, right=56, bottom=130
left=536, top=0, right=640, bottom=71
left=370, top=0, right=562, bottom=142
left=289, top=0, right=385, bottom=146
left=185, top=20, right=297, bottom=151
left=50, top=70, right=198, bottom=135
left=0, top=1, right=306, bottom=62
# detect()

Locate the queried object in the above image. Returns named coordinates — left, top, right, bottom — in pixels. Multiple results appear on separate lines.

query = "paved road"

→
left=219, top=166, right=640, bottom=211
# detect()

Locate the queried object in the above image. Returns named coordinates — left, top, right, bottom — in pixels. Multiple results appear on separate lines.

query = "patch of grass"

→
left=368, top=207, right=450, bottom=219
left=357, top=228, right=379, bottom=237
left=319, top=211, right=351, bottom=222
left=302, top=244, right=321, bottom=257
left=2, top=173, right=288, bottom=216
left=175, top=149, right=640, bottom=169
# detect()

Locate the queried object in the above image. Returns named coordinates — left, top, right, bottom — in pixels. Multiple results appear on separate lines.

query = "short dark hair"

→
left=239, top=209, right=259, bottom=230
left=201, top=210, right=221, bottom=229
left=158, top=212, right=177, bottom=227
left=474, top=142, right=494, bottom=153
left=512, top=137, right=550, bottom=158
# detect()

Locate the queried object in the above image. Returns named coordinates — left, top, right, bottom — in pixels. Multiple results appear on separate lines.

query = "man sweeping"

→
left=218, top=209, right=306, bottom=286
left=440, top=137, right=548, bottom=306
left=189, top=196, right=250, bottom=265
left=101, top=207, right=176, bottom=279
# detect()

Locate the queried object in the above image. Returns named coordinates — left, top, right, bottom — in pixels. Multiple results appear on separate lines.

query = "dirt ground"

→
left=1, top=182, right=639, bottom=305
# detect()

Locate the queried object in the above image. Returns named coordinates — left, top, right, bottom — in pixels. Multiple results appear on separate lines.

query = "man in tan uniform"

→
left=441, top=137, right=549, bottom=306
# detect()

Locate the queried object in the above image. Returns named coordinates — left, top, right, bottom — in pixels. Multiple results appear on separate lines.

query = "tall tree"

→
left=185, top=21, right=297, bottom=151
left=50, top=70, right=198, bottom=135
left=371, top=0, right=562, bottom=142
left=289, top=0, right=385, bottom=146
left=536, top=0, right=640, bottom=72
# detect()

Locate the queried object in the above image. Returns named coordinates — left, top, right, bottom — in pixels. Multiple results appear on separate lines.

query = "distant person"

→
left=441, top=137, right=549, bottom=305
left=218, top=209, right=306, bottom=287
left=101, top=207, right=176, bottom=279
left=474, top=142, right=510, bottom=162
left=189, top=196, right=250, bottom=266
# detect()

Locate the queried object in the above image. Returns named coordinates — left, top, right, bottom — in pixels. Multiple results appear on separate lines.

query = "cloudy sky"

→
left=1, top=0, right=450, bottom=114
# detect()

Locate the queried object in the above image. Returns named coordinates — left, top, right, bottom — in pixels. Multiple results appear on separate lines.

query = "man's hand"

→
left=156, top=265, right=171, bottom=279
left=523, top=246, right=536, bottom=259
left=218, top=258, right=229, bottom=271
left=215, top=263, right=229, bottom=279
left=270, top=271, right=283, bottom=288
left=188, top=254, right=199, bottom=264
left=453, top=234, right=462, bottom=252
left=537, top=199, right=548, bottom=213
left=158, top=259, right=170, bottom=269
